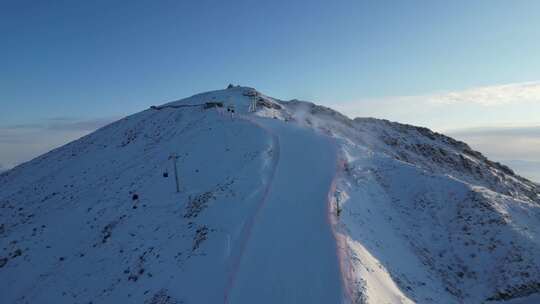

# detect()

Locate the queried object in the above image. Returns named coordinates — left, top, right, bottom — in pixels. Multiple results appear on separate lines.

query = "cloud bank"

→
left=5, top=117, right=116, bottom=132
left=431, top=81, right=540, bottom=106
left=334, top=81, right=540, bottom=131
left=448, top=126, right=540, bottom=182
left=0, top=116, right=118, bottom=170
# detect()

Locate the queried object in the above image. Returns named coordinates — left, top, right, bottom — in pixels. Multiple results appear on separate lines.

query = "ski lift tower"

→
left=169, top=153, right=180, bottom=193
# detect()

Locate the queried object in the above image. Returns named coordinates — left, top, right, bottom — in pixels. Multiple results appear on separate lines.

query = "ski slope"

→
left=1, top=85, right=539, bottom=303
left=226, top=118, right=344, bottom=303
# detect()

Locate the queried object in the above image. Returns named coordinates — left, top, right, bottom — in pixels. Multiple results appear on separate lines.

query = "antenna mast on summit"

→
left=248, top=96, right=257, bottom=113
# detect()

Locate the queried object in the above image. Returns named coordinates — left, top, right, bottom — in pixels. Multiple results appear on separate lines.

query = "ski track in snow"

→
left=225, top=116, right=345, bottom=303
left=223, top=116, right=281, bottom=303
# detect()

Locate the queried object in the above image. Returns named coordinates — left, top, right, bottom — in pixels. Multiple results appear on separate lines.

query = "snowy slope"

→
left=279, top=100, right=540, bottom=303
left=1, top=86, right=539, bottom=304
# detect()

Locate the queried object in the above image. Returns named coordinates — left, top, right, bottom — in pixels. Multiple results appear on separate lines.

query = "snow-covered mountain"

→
left=1, top=86, right=539, bottom=304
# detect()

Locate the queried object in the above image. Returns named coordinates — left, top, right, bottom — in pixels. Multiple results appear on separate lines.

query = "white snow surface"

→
left=1, top=86, right=539, bottom=304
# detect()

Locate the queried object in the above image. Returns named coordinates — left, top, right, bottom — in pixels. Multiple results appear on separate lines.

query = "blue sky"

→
left=1, top=1, right=540, bottom=180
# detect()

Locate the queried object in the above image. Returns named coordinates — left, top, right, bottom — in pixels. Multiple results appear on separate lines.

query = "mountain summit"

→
left=1, top=86, right=539, bottom=304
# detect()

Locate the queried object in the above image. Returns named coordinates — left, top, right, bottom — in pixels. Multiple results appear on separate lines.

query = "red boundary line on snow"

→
left=326, top=136, right=355, bottom=303
left=223, top=116, right=281, bottom=304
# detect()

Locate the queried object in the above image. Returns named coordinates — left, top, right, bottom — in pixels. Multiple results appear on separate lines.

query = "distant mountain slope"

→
left=1, top=86, right=539, bottom=304
left=282, top=100, right=540, bottom=303
left=498, top=160, right=540, bottom=185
